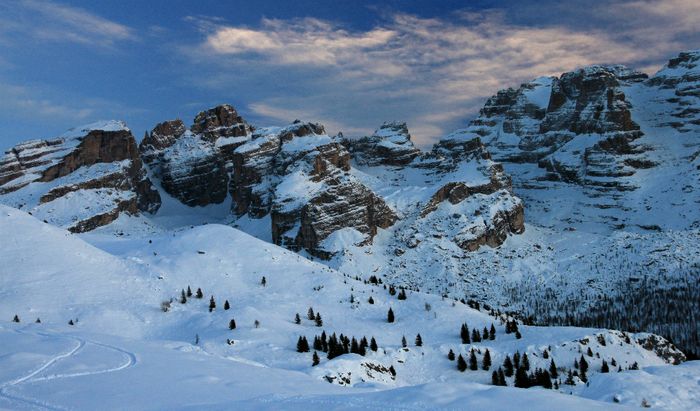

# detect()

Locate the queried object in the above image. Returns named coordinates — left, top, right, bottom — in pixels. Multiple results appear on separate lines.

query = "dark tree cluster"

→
left=460, top=322, right=497, bottom=344
left=397, top=288, right=407, bottom=300
left=305, top=307, right=324, bottom=326
left=310, top=331, right=376, bottom=359
left=296, top=336, right=310, bottom=352
left=506, top=258, right=700, bottom=358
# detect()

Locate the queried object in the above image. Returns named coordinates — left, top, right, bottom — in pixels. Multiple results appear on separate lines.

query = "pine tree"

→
left=368, top=296, right=374, bottom=304
left=351, top=337, right=359, bottom=354
left=542, top=349, right=549, bottom=359
left=320, top=331, right=327, bottom=352
left=579, top=355, right=588, bottom=374
left=307, top=307, right=315, bottom=320
left=387, top=308, right=395, bottom=323
left=601, top=360, right=609, bottom=373
left=295, top=313, right=301, bottom=324
left=469, top=350, right=478, bottom=370
left=549, top=359, right=558, bottom=378
left=538, top=369, right=553, bottom=389
left=503, top=355, right=514, bottom=377
left=471, top=328, right=481, bottom=342
left=457, top=354, right=467, bottom=372
left=313, top=336, right=322, bottom=351
left=187, top=286, right=192, bottom=297
left=492, top=370, right=500, bottom=385
left=370, top=337, right=378, bottom=352
left=401, top=335, right=407, bottom=348
left=342, top=335, right=350, bottom=354
left=397, top=288, right=407, bottom=300
left=312, top=351, right=320, bottom=366
left=359, top=337, right=368, bottom=356
left=587, top=347, right=593, bottom=357
left=68, top=319, right=74, bottom=325
left=196, top=288, right=203, bottom=299
left=498, top=368, right=507, bottom=386
left=448, top=349, right=455, bottom=361
left=460, top=323, right=471, bottom=344
left=515, top=330, right=522, bottom=339
left=514, top=366, right=529, bottom=388
left=483, top=327, right=489, bottom=341
left=35, top=318, right=41, bottom=323
left=522, top=353, right=530, bottom=371
left=224, top=300, right=230, bottom=310
left=260, top=276, right=266, bottom=286
left=209, top=296, right=216, bottom=312
left=180, top=289, right=187, bottom=304
left=229, top=318, right=237, bottom=330
left=489, top=323, right=496, bottom=340
left=314, top=312, right=322, bottom=327
left=564, top=370, right=575, bottom=385
left=482, top=349, right=492, bottom=370
left=415, top=334, right=423, bottom=347
left=389, top=365, right=396, bottom=376
left=297, top=336, right=310, bottom=352
left=12, top=314, right=19, bottom=323
left=513, top=352, right=521, bottom=369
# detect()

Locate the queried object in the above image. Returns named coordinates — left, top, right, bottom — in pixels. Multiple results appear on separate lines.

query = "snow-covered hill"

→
left=0, top=205, right=695, bottom=410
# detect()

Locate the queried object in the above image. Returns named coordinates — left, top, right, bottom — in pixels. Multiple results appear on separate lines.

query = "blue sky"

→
left=0, top=0, right=698, bottom=148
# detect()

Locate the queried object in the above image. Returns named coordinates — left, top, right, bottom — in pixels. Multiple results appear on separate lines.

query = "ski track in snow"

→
left=0, top=329, right=137, bottom=410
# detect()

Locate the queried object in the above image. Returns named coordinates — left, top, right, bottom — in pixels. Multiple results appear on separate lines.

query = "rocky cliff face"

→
left=139, top=104, right=251, bottom=207
left=345, top=122, right=420, bottom=166
left=447, top=50, right=700, bottom=232
left=222, top=116, right=524, bottom=258
left=0, top=121, right=160, bottom=232
left=230, top=121, right=399, bottom=257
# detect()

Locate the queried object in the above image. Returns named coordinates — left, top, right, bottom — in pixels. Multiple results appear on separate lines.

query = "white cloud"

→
left=0, top=0, right=136, bottom=49
left=184, top=2, right=700, bottom=146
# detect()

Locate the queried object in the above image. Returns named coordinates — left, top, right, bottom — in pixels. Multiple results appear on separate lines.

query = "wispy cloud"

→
left=0, top=0, right=136, bottom=49
left=180, top=1, right=700, bottom=146
left=0, top=82, right=94, bottom=121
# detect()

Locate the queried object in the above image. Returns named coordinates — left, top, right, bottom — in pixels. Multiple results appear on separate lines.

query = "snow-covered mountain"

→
left=0, top=49, right=699, bottom=410
left=0, top=121, right=160, bottom=232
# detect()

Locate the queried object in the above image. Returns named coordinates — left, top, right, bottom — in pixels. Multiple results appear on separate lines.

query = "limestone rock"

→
left=0, top=121, right=160, bottom=232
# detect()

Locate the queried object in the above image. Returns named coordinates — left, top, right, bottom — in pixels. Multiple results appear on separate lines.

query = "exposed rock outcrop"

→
left=0, top=121, right=160, bottom=232
left=140, top=104, right=252, bottom=207
left=344, top=122, right=420, bottom=166
left=461, top=66, right=651, bottom=191
left=231, top=121, right=398, bottom=257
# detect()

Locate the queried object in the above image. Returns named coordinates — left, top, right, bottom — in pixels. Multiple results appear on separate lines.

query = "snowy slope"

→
left=0, top=205, right=694, bottom=409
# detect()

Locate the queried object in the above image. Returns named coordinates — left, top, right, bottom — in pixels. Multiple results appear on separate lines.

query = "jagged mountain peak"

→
left=191, top=103, right=252, bottom=141
left=0, top=121, right=160, bottom=231
left=345, top=121, right=420, bottom=167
